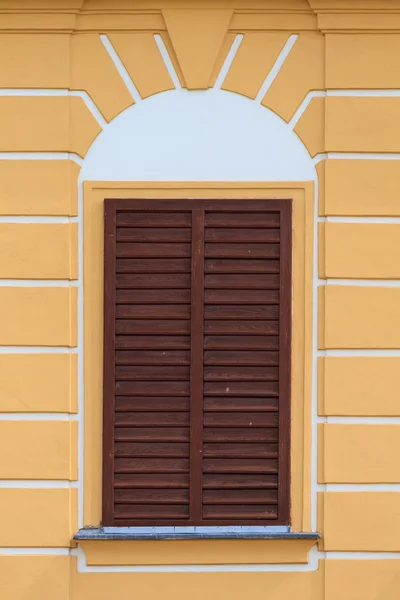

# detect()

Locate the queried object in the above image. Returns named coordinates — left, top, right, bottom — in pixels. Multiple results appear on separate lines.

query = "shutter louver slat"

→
left=103, top=200, right=291, bottom=526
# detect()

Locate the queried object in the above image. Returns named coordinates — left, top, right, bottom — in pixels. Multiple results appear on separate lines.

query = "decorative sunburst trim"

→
left=255, top=34, right=298, bottom=104
left=100, top=35, right=142, bottom=104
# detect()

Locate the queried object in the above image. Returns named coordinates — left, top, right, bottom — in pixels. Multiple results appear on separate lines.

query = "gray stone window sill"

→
left=74, top=526, right=320, bottom=541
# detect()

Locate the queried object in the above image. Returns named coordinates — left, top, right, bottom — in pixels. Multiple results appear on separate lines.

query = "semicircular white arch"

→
left=80, top=89, right=316, bottom=182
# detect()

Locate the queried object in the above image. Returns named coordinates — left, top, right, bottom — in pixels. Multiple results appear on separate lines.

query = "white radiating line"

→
left=100, top=35, right=142, bottom=103
left=319, top=349, right=400, bottom=357
left=73, top=546, right=319, bottom=573
left=289, top=90, right=325, bottom=128
left=70, top=91, right=107, bottom=129
left=318, top=416, right=400, bottom=424
left=0, top=216, right=78, bottom=223
left=213, top=34, right=243, bottom=90
left=255, top=35, right=298, bottom=104
left=0, top=481, right=78, bottom=488
left=154, top=34, right=182, bottom=90
left=0, top=413, right=78, bottom=421
left=0, top=151, right=83, bottom=165
left=313, top=151, right=400, bottom=165
left=319, top=484, right=400, bottom=492
left=0, top=280, right=78, bottom=287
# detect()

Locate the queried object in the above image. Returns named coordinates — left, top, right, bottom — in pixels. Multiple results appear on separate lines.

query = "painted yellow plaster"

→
left=319, top=492, right=400, bottom=551
left=326, top=34, right=400, bottom=89
left=0, top=33, right=70, bottom=88
left=0, top=287, right=77, bottom=346
left=208, top=31, right=236, bottom=87
left=71, top=34, right=134, bottom=122
left=319, top=424, right=400, bottom=483
left=325, top=559, right=400, bottom=600
left=0, top=556, right=70, bottom=600
left=222, top=33, right=289, bottom=99
left=319, top=159, right=400, bottom=217
left=71, top=559, right=324, bottom=600
left=294, top=96, right=325, bottom=157
left=0, top=223, right=77, bottom=279
left=319, top=223, right=400, bottom=279
left=81, top=539, right=316, bottom=566
left=108, top=33, right=174, bottom=99
left=0, top=421, right=77, bottom=480
left=0, top=488, right=77, bottom=547
left=69, top=96, right=102, bottom=158
left=0, top=96, right=100, bottom=158
left=263, top=32, right=325, bottom=123
left=230, top=11, right=317, bottom=32
left=326, top=97, right=400, bottom=153
left=0, top=160, right=79, bottom=216
left=319, top=286, right=400, bottom=349
left=162, top=9, right=233, bottom=89
left=0, top=353, right=77, bottom=413
left=318, top=356, right=400, bottom=417
left=82, top=181, right=314, bottom=537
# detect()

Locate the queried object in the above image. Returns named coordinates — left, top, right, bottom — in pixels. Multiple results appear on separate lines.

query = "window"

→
left=102, top=199, right=291, bottom=527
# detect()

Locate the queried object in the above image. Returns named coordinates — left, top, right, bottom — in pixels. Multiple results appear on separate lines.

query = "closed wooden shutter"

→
left=103, top=199, right=291, bottom=526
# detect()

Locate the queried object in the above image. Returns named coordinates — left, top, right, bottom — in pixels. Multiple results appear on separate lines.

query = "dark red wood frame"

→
left=102, top=199, right=292, bottom=526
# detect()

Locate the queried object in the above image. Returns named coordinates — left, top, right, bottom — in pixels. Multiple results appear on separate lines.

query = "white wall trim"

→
left=319, top=349, right=400, bottom=357
left=0, top=216, right=78, bottom=223
left=100, top=35, right=142, bottom=104
left=255, top=35, right=298, bottom=104
left=154, top=34, right=182, bottom=90
left=0, top=152, right=83, bottom=165
left=0, top=347, right=77, bottom=354
left=0, top=413, right=78, bottom=421
left=213, top=34, right=243, bottom=91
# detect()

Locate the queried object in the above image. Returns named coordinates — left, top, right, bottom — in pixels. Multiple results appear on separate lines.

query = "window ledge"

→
left=74, top=527, right=319, bottom=566
left=74, top=526, right=319, bottom=541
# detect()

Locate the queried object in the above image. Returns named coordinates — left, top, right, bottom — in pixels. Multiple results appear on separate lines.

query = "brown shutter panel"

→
left=103, top=200, right=291, bottom=527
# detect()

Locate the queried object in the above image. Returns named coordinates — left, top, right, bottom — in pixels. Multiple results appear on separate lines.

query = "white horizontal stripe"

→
left=322, top=217, right=400, bottom=224
left=0, top=89, right=68, bottom=96
left=0, top=413, right=78, bottom=421
left=0, top=152, right=83, bottom=165
left=0, top=280, right=78, bottom=287
left=319, top=484, right=400, bottom=492
left=0, top=216, right=78, bottom=223
left=319, top=279, right=400, bottom=287
left=319, top=349, right=400, bottom=357
left=0, top=548, right=70, bottom=555
left=0, top=346, right=77, bottom=354
left=314, top=152, right=400, bottom=165
left=0, top=88, right=106, bottom=129
left=325, top=552, right=400, bottom=559
left=0, top=481, right=78, bottom=488
left=318, top=417, right=400, bottom=424
left=328, top=89, right=400, bottom=97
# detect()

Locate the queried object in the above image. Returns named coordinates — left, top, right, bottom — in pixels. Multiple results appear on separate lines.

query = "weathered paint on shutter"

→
left=103, top=199, right=291, bottom=526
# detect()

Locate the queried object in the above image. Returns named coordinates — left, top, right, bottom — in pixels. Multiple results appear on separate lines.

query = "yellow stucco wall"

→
left=1, top=1, right=400, bottom=599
